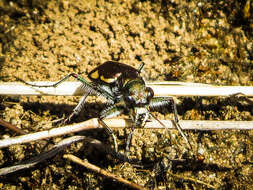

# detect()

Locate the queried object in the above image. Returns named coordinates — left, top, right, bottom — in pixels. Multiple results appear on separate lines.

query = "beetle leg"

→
left=99, top=106, right=125, bottom=153
left=137, top=62, right=145, bottom=73
left=18, top=73, right=118, bottom=120
left=17, top=73, right=115, bottom=101
left=17, top=73, right=83, bottom=88
left=63, top=89, right=92, bottom=124
left=125, top=127, right=135, bottom=159
left=149, top=97, right=192, bottom=149
left=168, top=97, right=192, bottom=149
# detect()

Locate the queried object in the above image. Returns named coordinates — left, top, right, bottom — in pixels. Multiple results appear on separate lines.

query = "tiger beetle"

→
left=22, top=61, right=191, bottom=157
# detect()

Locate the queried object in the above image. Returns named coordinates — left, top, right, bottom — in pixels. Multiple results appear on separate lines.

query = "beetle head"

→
left=123, top=79, right=154, bottom=106
left=123, top=79, right=154, bottom=126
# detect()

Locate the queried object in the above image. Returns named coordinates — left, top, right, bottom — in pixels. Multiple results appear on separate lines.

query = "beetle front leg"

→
left=99, top=106, right=124, bottom=153
left=149, top=97, right=192, bottom=149
left=168, top=97, right=192, bottom=149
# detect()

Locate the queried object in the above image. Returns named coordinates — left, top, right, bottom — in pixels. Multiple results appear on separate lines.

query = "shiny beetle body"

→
left=88, top=61, right=154, bottom=128
left=23, top=61, right=191, bottom=156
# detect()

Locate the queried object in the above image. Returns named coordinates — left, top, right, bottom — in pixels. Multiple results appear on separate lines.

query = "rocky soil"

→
left=0, top=0, right=253, bottom=189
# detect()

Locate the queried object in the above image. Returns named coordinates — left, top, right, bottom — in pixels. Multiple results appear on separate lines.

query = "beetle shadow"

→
left=170, top=157, right=231, bottom=173
left=17, top=95, right=253, bottom=125
left=19, top=100, right=115, bottom=144
left=177, top=96, right=253, bottom=118
left=20, top=100, right=107, bottom=123
left=145, top=156, right=232, bottom=189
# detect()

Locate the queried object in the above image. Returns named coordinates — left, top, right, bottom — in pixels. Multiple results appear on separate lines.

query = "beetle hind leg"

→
left=63, top=89, right=92, bottom=124
left=18, top=73, right=101, bottom=124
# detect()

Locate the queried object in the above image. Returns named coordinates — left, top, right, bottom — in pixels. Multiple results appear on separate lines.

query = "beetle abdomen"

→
left=88, top=61, right=140, bottom=85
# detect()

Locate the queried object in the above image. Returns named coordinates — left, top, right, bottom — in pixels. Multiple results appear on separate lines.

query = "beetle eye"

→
left=125, top=96, right=135, bottom=105
left=146, top=87, right=154, bottom=101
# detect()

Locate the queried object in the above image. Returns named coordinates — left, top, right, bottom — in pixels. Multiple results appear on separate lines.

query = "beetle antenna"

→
left=137, top=62, right=145, bottom=73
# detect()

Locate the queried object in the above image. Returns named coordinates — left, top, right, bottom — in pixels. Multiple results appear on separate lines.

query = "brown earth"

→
left=0, top=0, right=253, bottom=189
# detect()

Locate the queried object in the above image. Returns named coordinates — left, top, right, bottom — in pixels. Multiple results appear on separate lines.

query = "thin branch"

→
left=0, top=118, right=253, bottom=149
left=167, top=171, right=216, bottom=189
left=0, top=136, right=87, bottom=176
left=0, top=118, right=101, bottom=149
left=0, top=135, right=133, bottom=176
left=1, top=81, right=253, bottom=97
left=63, top=154, right=147, bottom=190
left=0, top=119, right=27, bottom=135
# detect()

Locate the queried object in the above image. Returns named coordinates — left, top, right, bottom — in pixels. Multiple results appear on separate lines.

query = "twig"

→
left=0, top=118, right=101, bottom=149
left=0, top=134, right=134, bottom=176
left=0, top=81, right=253, bottom=97
left=63, top=154, right=147, bottom=190
left=167, top=171, right=216, bottom=189
left=0, top=135, right=130, bottom=176
left=0, top=119, right=27, bottom=135
left=0, top=118, right=253, bottom=149
left=0, top=136, right=87, bottom=176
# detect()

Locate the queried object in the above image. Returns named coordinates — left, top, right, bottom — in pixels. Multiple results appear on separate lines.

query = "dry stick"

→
left=0, top=119, right=27, bottom=135
left=167, top=171, right=216, bottom=189
left=0, top=118, right=101, bottom=149
left=0, top=81, right=253, bottom=97
left=63, top=154, right=147, bottom=190
left=0, top=118, right=253, bottom=149
left=0, top=136, right=87, bottom=176
left=0, top=136, right=128, bottom=176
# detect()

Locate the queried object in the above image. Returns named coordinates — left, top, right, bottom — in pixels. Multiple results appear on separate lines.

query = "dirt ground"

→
left=0, top=0, right=253, bottom=189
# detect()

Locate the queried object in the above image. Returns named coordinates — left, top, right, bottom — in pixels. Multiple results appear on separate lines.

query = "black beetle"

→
left=22, top=61, right=191, bottom=155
